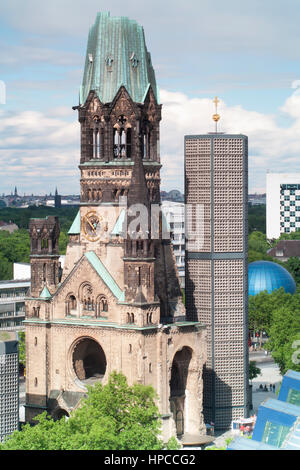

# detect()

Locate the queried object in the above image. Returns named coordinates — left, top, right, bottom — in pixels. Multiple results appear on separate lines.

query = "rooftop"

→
left=80, top=12, right=158, bottom=105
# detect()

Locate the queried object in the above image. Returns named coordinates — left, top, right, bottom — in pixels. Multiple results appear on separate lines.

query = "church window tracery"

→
left=113, top=116, right=131, bottom=159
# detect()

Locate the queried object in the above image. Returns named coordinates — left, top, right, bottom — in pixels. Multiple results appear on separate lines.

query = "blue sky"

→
left=1, top=0, right=300, bottom=194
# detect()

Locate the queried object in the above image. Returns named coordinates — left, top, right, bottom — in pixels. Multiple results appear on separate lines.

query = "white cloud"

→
left=2, top=88, right=300, bottom=195
left=160, top=89, right=300, bottom=193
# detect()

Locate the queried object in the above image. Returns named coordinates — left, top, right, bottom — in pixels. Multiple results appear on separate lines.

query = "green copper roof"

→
left=80, top=11, right=159, bottom=105
left=68, top=211, right=81, bottom=235
left=40, top=285, right=52, bottom=300
left=85, top=251, right=125, bottom=301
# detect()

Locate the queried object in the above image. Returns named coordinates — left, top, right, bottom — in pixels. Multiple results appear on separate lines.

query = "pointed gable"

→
left=84, top=252, right=125, bottom=301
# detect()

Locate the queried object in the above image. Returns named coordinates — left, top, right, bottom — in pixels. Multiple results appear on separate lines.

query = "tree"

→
left=249, top=361, right=261, bottom=383
left=248, top=204, right=266, bottom=234
left=248, top=231, right=269, bottom=255
left=0, top=372, right=179, bottom=450
left=18, top=331, right=26, bottom=367
left=248, top=288, right=290, bottom=342
left=285, top=257, right=300, bottom=285
left=266, top=292, right=300, bottom=374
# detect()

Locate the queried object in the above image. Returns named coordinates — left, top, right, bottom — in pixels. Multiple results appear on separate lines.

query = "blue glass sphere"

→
left=248, top=261, right=296, bottom=296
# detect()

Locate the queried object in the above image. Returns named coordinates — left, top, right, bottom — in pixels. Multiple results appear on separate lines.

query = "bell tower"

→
left=25, top=12, right=207, bottom=442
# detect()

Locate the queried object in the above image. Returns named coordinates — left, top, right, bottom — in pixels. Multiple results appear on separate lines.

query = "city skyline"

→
left=1, top=1, right=300, bottom=195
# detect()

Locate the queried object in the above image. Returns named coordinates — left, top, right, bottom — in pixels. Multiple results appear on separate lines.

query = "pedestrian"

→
left=273, top=384, right=275, bottom=393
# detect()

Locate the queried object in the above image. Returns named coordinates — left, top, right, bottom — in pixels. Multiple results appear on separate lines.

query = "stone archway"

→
left=169, top=347, right=193, bottom=437
left=53, top=408, right=69, bottom=421
left=72, top=337, right=106, bottom=385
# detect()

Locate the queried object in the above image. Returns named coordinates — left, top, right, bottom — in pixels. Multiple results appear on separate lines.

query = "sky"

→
left=1, top=0, right=300, bottom=195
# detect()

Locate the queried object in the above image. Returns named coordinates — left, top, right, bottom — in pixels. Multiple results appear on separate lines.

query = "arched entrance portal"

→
left=72, top=338, right=106, bottom=385
left=53, top=408, right=69, bottom=421
left=170, top=347, right=192, bottom=437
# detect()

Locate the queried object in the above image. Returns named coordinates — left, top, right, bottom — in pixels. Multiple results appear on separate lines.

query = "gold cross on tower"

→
left=212, top=96, right=221, bottom=133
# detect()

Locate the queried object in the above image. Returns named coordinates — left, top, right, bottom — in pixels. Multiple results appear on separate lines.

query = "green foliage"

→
left=59, top=231, right=69, bottom=255
left=0, top=230, right=30, bottom=280
left=249, top=361, right=261, bottom=382
left=0, top=207, right=78, bottom=280
left=248, top=287, right=290, bottom=333
left=0, top=206, right=78, bottom=232
left=0, top=229, right=30, bottom=264
left=248, top=230, right=277, bottom=264
left=0, top=372, right=177, bottom=451
left=274, top=229, right=300, bottom=242
left=285, top=257, right=300, bottom=285
left=18, top=332, right=26, bottom=366
left=0, top=253, right=13, bottom=280
left=248, top=231, right=269, bottom=254
left=181, top=288, right=185, bottom=306
left=248, top=204, right=266, bottom=234
left=164, top=436, right=180, bottom=450
left=266, top=292, right=300, bottom=374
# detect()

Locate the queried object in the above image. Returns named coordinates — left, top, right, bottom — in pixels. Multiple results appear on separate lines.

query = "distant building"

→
left=161, top=201, right=185, bottom=288
left=54, top=188, right=61, bottom=209
left=248, top=193, right=266, bottom=205
left=267, top=240, right=300, bottom=262
left=0, top=278, right=30, bottom=331
left=161, top=190, right=184, bottom=203
left=0, top=221, right=18, bottom=234
left=0, top=330, right=19, bottom=442
left=266, top=172, right=300, bottom=239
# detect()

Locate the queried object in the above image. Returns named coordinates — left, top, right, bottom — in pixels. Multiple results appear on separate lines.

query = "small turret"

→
left=29, top=216, right=60, bottom=297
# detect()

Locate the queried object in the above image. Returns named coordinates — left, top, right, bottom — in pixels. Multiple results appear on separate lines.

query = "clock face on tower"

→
left=82, top=211, right=102, bottom=241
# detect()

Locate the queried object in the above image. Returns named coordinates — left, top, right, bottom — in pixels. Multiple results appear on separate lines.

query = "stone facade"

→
left=25, top=13, right=207, bottom=442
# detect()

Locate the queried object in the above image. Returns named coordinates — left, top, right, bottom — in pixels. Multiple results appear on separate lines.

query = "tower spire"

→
left=212, top=96, right=221, bottom=133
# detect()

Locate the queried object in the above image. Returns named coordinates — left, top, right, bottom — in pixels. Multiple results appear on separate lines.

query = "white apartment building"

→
left=161, top=201, right=185, bottom=288
left=266, top=173, right=300, bottom=240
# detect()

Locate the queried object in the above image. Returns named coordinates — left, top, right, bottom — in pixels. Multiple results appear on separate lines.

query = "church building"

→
left=24, top=12, right=207, bottom=440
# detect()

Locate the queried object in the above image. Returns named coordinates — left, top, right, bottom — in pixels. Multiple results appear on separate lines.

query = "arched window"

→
left=126, top=128, right=131, bottom=159
left=80, top=283, right=94, bottom=313
left=113, top=119, right=131, bottom=159
left=96, top=296, right=108, bottom=317
left=66, top=294, right=77, bottom=315
left=126, top=313, right=135, bottom=324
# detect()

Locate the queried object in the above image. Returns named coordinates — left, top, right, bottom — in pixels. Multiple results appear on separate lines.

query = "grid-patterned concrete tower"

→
left=185, top=128, right=249, bottom=429
left=0, top=332, right=19, bottom=443
left=24, top=12, right=207, bottom=441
